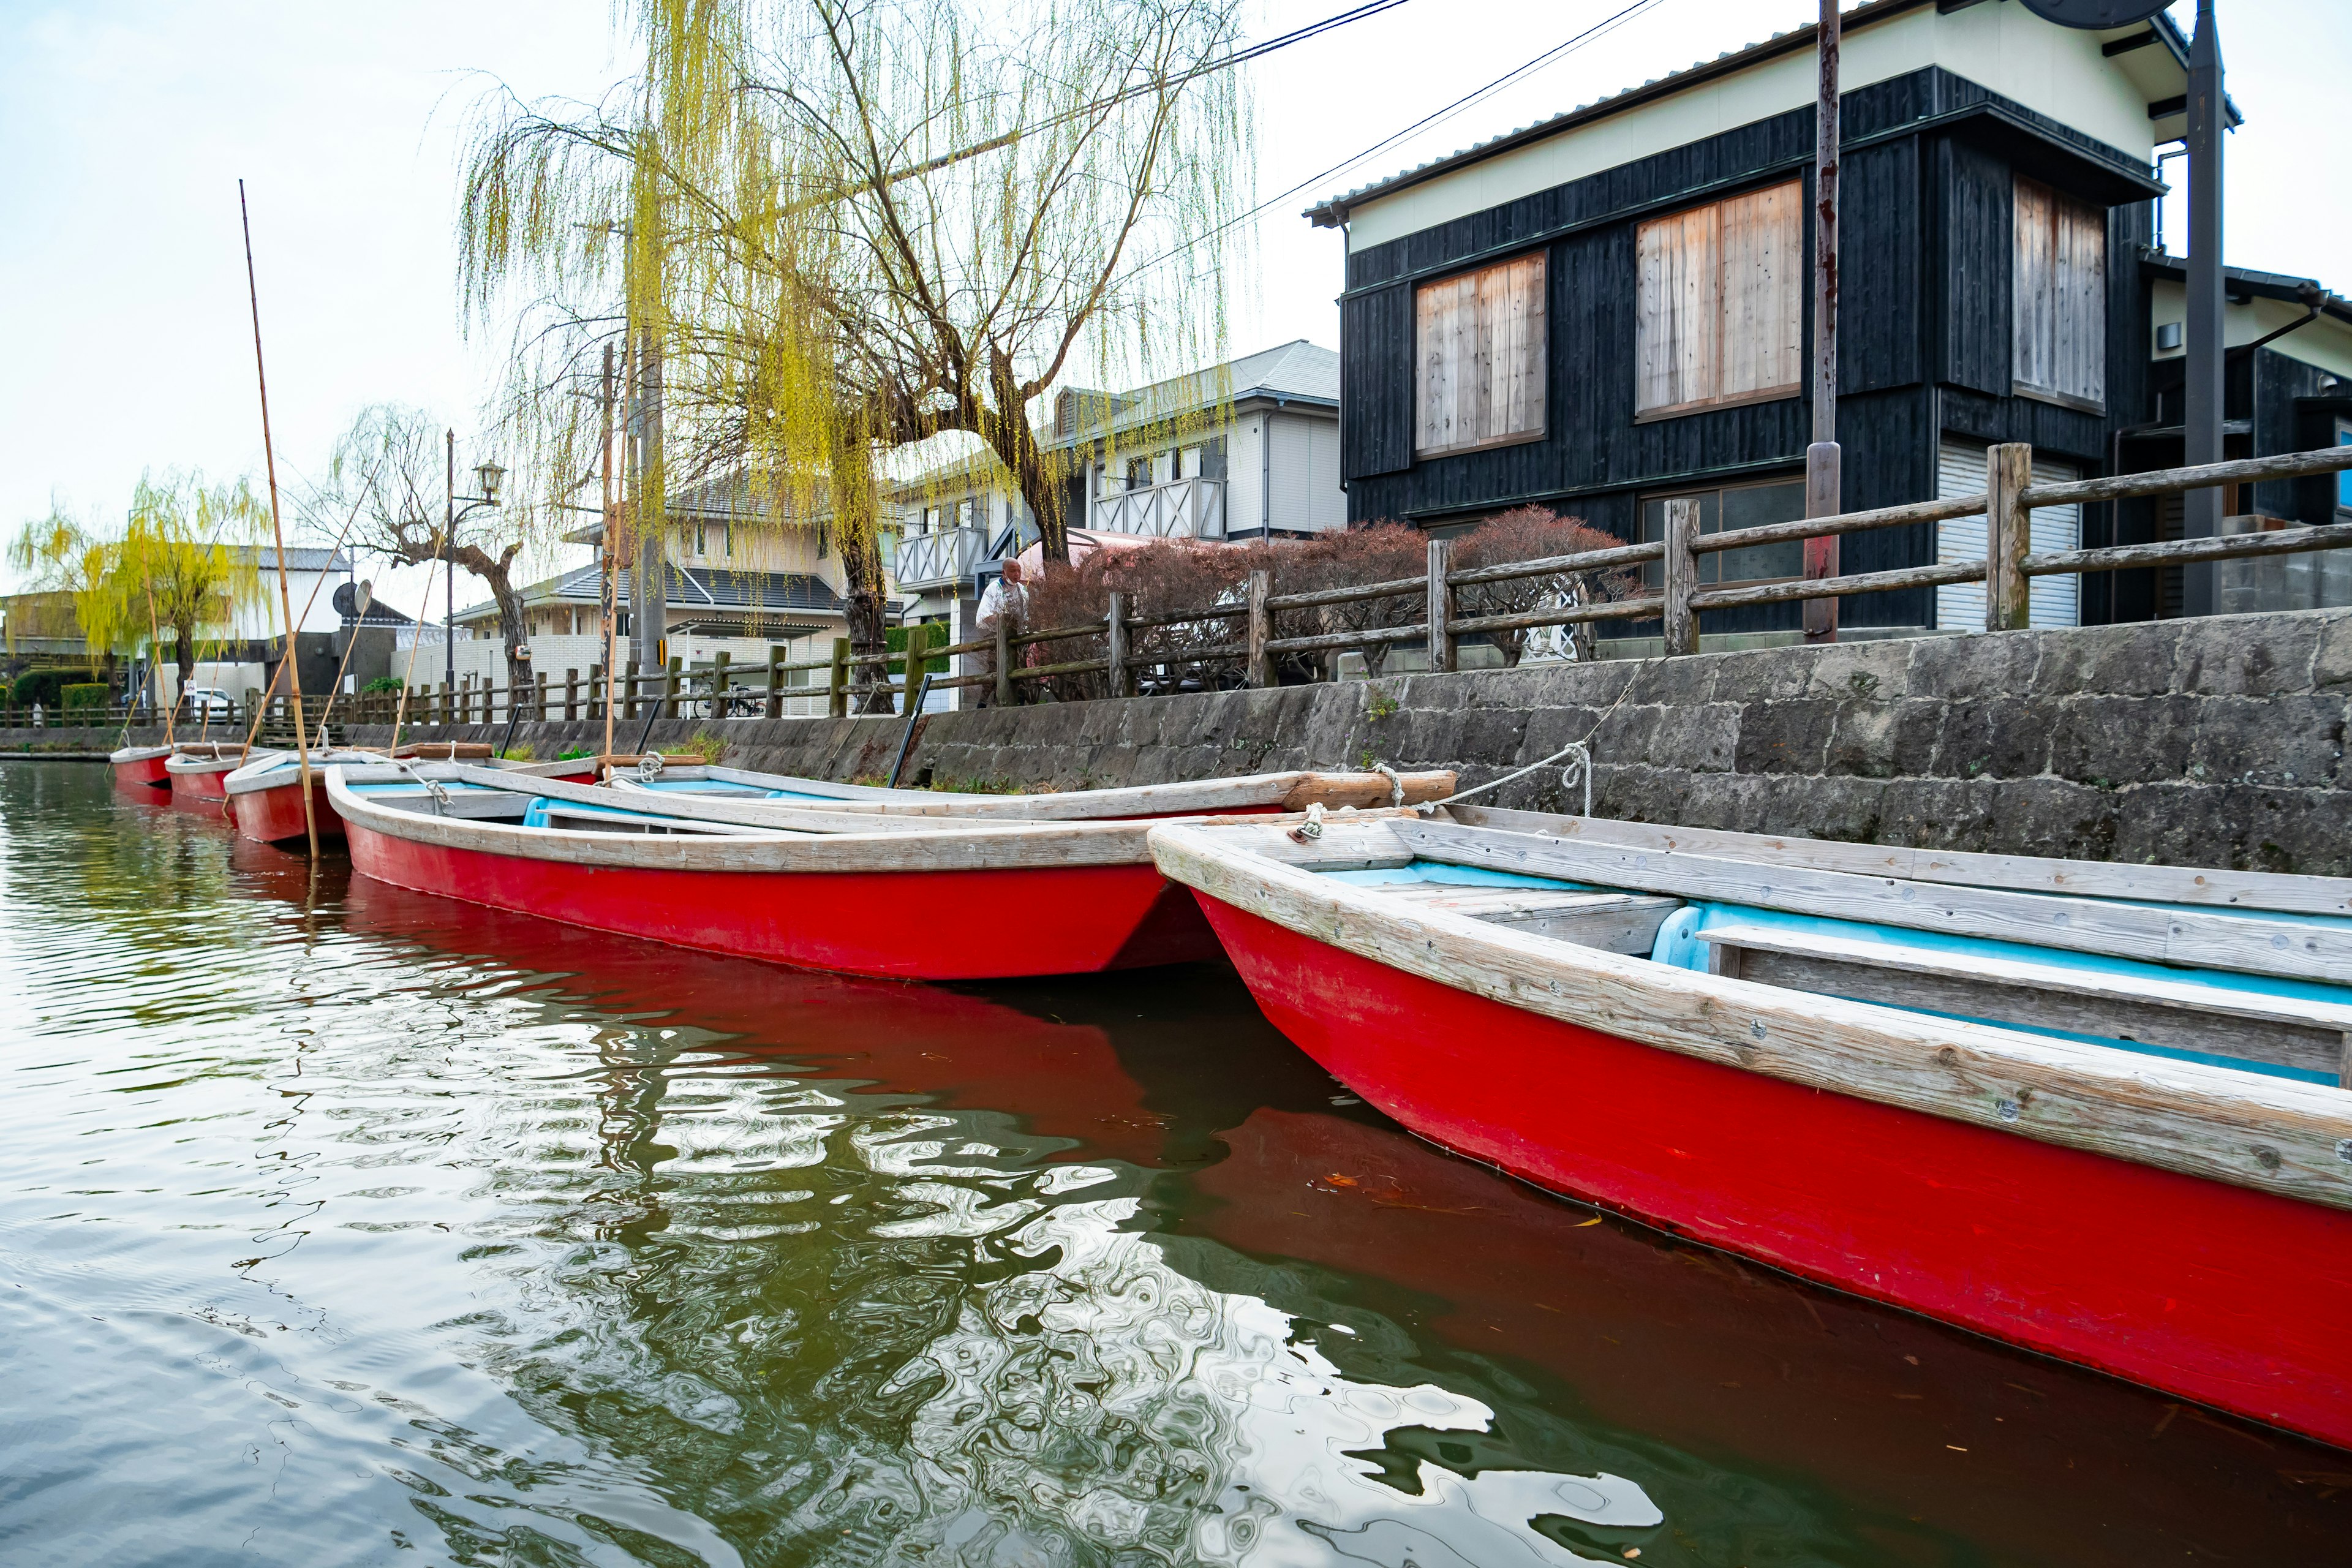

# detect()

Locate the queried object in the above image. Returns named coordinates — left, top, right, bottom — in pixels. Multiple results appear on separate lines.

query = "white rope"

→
left=1409, top=739, right=1593, bottom=818
left=1287, top=802, right=1327, bottom=843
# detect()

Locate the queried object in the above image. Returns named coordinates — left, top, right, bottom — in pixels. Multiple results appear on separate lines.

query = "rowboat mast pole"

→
left=236, top=179, right=319, bottom=863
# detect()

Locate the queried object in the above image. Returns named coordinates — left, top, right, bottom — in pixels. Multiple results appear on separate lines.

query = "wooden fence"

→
left=325, top=441, right=2352, bottom=727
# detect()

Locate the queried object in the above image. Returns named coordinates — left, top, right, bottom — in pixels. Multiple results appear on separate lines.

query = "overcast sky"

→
left=2, top=0, right=2342, bottom=606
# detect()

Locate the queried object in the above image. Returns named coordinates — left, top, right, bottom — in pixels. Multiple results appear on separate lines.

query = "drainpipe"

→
left=1261, top=412, right=1272, bottom=535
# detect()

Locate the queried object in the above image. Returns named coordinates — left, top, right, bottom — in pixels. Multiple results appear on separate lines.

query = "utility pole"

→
left=601, top=340, right=620, bottom=766
left=1803, top=0, right=1841, bottom=644
left=2182, top=0, right=2226, bottom=616
left=444, top=427, right=458, bottom=690
left=629, top=328, right=668, bottom=669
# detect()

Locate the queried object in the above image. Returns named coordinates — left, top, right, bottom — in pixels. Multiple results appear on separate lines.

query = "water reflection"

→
left=3, top=764, right=2347, bottom=1568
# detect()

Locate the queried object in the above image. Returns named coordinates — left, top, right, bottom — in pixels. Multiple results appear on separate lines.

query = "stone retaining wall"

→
left=22, top=608, right=2327, bottom=875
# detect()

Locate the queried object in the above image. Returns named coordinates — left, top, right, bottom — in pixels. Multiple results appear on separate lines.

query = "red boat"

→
left=1150, top=811, right=2352, bottom=1451
left=108, top=744, right=174, bottom=791
left=601, top=760, right=1455, bottom=820
left=164, top=745, right=255, bottom=810
left=326, top=763, right=1385, bottom=980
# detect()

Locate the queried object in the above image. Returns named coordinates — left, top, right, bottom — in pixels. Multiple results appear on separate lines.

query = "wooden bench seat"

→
left=1699, top=923, right=2352, bottom=1085
left=1370, top=881, right=1682, bottom=955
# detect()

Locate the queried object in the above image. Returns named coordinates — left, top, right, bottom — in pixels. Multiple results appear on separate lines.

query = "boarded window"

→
left=2011, top=176, right=2106, bottom=410
left=1414, top=253, right=1547, bottom=457
left=1635, top=181, right=1801, bottom=419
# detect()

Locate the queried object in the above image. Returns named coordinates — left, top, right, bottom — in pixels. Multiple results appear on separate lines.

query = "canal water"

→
left=2, top=763, right=2345, bottom=1567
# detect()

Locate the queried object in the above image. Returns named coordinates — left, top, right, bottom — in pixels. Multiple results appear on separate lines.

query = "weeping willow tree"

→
left=10, top=478, right=266, bottom=703
left=459, top=0, right=1251, bottom=707
left=7, top=510, right=132, bottom=683
left=123, top=473, right=267, bottom=694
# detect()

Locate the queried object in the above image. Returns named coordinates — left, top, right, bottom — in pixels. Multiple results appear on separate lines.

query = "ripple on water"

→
left=1, top=763, right=2345, bottom=1567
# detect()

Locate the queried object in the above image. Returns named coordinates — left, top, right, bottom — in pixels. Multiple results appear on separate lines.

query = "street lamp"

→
left=443, top=431, right=505, bottom=692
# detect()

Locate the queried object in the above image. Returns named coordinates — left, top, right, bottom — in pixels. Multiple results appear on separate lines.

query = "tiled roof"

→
left=1303, top=0, right=2218, bottom=227
left=1047, top=340, right=1339, bottom=448
left=454, top=564, right=845, bottom=623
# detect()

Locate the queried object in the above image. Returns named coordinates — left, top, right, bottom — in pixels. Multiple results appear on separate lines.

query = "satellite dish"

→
left=2017, top=0, right=2172, bottom=27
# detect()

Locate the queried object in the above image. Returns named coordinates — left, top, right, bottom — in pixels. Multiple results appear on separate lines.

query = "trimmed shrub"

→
left=62, top=682, right=110, bottom=718
left=361, top=675, right=404, bottom=695
left=1452, top=505, right=1639, bottom=665
left=12, top=669, right=71, bottom=710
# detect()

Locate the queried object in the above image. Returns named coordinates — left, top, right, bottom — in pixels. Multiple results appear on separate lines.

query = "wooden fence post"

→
left=562, top=669, right=578, bottom=721
left=1425, top=538, right=1454, bottom=674
left=902, top=623, right=932, bottom=712
left=535, top=671, right=549, bottom=726
left=710, top=650, right=730, bottom=720
left=766, top=647, right=785, bottom=719
left=829, top=637, right=850, bottom=719
left=1104, top=593, right=1129, bottom=699
left=622, top=658, right=640, bottom=720
left=663, top=655, right=683, bottom=719
left=1985, top=441, right=2035, bottom=633
left=436, top=682, right=450, bottom=725
left=992, top=617, right=1013, bottom=708
left=1662, top=497, right=1701, bottom=657
left=1245, top=569, right=1273, bottom=689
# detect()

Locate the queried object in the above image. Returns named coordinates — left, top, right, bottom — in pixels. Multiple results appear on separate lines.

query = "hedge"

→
left=10, top=669, right=71, bottom=709
left=62, top=683, right=110, bottom=717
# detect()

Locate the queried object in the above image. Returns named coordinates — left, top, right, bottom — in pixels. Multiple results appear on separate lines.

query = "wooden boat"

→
left=1147, top=809, right=2352, bottom=1451
left=165, top=744, right=266, bottom=807
left=109, top=744, right=175, bottom=790
left=328, top=763, right=1407, bottom=980
left=602, top=760, right=1455, bottom=820
left=225, top=752, right=595, bottom=846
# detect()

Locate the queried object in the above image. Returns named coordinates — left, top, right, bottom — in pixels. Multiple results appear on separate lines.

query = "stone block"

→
left=2043, top=694, right=2197, bottom=787
left=2169, top=611, right=2323, bottom=698
left=1588, top=703, right=1663, bottom=769
left=1704, top=645, right=1818, bottom=704
left=2312, top=611, right=2352, bottom=692
left=1733, top=699, right=1838, bottom=775
left=1929, top=695, right=2049, bottom=780
left=1594, top=762, right=1692, bottom=823
left=1800, top=641, right=1912, bottom=704
left=1645, top=702, right=1738, bottom=773
left=2029, top=619, right=2177, bottom=699
left=1904, top=629, right=2040, bottom=701
left=2184, top=694, right=2348, bottom=790
left=1874, top=776, right=2003, bottom=853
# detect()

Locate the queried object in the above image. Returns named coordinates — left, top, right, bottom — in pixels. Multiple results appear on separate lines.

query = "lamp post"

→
left=442, top=426, right=505, bottom=692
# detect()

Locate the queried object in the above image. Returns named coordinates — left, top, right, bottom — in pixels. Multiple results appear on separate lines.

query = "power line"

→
left=1133, top=0, right=1668, bottom=276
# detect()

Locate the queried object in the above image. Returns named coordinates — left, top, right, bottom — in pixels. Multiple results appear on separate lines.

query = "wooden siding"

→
left=1939, top=138, right=2012, bottom=396
left=1340, top=281, right=1414, bottom=479
left=2011, top=175, right=2106, bottom=409
left=1839, top=140, right=1921, bottom=394
left=1334, top=62, right=2157, bottom=636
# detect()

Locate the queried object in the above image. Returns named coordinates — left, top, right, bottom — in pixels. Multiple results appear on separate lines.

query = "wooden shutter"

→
left=1415, top=254, right=1547, bottom=456
left=1638, top=180, right=1798, bottom=418
left=1718, top=182, right=1800, bottom=401
left=2013, top=175, right=2105, bottom=409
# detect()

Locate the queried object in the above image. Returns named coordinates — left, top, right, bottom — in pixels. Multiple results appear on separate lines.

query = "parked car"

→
left=178, top=687, right=235, bottom=722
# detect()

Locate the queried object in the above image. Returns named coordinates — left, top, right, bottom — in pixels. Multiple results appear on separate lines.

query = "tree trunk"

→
left=986, top=356, right=1067, bottom=564
left=172, top=616, right=199, bottom=690
left=844, top=584, right=892, bottom=715
left=454, top=544, right=535, bottom=718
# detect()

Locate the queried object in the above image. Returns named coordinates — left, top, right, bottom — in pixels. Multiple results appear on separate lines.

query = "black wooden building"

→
left=1314, top=0, right=2346, bottom=639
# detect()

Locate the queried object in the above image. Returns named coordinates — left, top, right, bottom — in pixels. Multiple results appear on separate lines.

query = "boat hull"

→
left=230, top=775, right=345, bottom=845
left=1193, top=892, right=2352, bottom=1452
left=113, top=755, right=170, bottom=790
left=167, top=766, right=232, bottom=808
left=345, top=816, right=1220, bottom=980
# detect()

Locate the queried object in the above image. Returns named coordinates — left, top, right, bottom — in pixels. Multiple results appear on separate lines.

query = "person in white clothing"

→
left=971, top=559, right=1029, bottom=706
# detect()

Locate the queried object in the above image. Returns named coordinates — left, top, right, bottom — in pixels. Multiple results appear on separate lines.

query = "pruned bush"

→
left=62, top=682, right=109, bottom=718
left=1265, top=523, right=1429, bottom=678
left=361, top=675, right=404, bottom=695
left=1452, top=505, right=1639, bottom=665
left=12, top=669, right=70, bottom=709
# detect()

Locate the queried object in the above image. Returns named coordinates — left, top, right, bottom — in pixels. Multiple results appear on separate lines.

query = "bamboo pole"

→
left=238, top=180, right=318, bottom=861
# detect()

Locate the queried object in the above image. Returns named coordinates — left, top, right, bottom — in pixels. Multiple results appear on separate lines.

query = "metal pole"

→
left=236, top=180, right=319, bottom=862
left=445, top=428, right=457, bottom=690
left=1803, top=0, right=1841, bottom=644
left=2182, top=0, right=2226, bottom=616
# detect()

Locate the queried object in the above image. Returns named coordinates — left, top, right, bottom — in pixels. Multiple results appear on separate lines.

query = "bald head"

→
left=999, top=559, right=1025, bottom=584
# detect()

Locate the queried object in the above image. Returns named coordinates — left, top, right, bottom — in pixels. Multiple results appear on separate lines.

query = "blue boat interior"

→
left=1329, top=860, right=2352, bottom=1085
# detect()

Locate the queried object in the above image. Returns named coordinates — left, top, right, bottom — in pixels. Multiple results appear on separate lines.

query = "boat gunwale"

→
left=685, top=763, right=1458, bottom=819
left=330, top=766, right=1165, bottom=873
left=1147, top=819, right=2352, bottom=1213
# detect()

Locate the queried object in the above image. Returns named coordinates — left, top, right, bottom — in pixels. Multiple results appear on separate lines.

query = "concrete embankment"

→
left=19, top=608, right=2346, bottom=874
